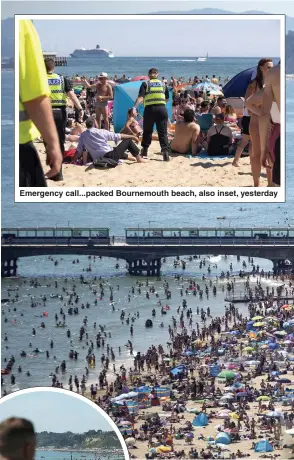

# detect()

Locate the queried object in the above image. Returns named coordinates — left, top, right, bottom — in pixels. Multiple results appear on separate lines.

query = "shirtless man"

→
left=83, top=72, right=113, bottom=130
left=170, top=109, right=200, bottom=156
left=246, top=63, right=280, bottom=186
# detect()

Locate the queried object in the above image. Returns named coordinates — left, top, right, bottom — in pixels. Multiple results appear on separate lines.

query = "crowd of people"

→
left=19, top=19, right=281, bottom=187
left=2, top=252, right=294, bottom=458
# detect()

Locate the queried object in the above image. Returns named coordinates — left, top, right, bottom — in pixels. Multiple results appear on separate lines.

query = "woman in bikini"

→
left=245, top=58, right=273, bottom=186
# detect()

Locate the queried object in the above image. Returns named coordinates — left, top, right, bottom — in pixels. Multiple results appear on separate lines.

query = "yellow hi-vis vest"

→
left=19, top=99, right=40, bottom=144
left=47, top=72, right=67, bottom=107
left=144, top=79, right=166, bottom=107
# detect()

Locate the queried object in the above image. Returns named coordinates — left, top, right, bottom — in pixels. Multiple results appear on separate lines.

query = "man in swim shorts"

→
left=95, top=73, right=113, bottom=130
left=0, top=417, right=36, bottom=460
left=170, top=109, right=200, bottom=156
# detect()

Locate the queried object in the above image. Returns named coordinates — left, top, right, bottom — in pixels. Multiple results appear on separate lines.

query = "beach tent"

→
left=254, top=440, right=273, bottom=453
left=215, top=432, right=231, bottom=445
left=113, top=80, right=173, bottom=132
left=192, top=412, right=209, bottom=427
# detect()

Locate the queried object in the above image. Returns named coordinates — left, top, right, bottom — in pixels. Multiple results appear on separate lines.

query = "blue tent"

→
left=192, top=412, right=208, bottom=427
left=113, top=80, right=173, bottom=132
left=223, top=67, right=256, bottom=98
left=254, top=440, right=273, bottom=453
left=215, top=432, right=231, bottom=445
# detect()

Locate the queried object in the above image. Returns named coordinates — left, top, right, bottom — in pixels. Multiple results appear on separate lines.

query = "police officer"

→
left=134, top=68, right=170, bottom=161
left=44, top=58, right=84, bottom=180
left=19, top=20, right=62, bottom=186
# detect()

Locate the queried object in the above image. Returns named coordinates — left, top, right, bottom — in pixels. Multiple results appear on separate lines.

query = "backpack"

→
left=207, top=125, right=231, bottom=156
left=93, top=157, right=118, bottom=168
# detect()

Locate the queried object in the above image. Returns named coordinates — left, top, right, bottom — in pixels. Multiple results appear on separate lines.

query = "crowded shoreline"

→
left=2, top=253, right=294, bottom=459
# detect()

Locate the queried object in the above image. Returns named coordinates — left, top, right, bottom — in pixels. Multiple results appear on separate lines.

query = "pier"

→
left=2, top=227, right=294, bottom=278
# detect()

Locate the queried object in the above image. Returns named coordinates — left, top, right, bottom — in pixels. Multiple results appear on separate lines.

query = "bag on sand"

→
left=93, top=158, right=118, bottom=168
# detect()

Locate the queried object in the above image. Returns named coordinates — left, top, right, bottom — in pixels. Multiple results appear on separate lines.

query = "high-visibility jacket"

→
left=144, top=79, right=166, bottom=107
left=19, top=19, right=50, bottom=144
left=47, top=72, right=67, bottom=107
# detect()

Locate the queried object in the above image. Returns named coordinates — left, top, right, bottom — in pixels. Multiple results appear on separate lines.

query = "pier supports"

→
left=1, top=259, right=18, bottom=278
left=272, top=259, right=293, bottom=275
left=127, top=258, right=161, bottom=276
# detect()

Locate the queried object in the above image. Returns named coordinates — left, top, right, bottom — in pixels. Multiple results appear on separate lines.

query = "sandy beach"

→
left=35, top=142, right=266, bottom=188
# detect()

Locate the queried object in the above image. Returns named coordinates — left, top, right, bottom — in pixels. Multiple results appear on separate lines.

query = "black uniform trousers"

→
left=52, top=107, right=67, bottom=155
left=19, top=142, right=47, bottom=187
left=142, top=104, right=169, bottom=151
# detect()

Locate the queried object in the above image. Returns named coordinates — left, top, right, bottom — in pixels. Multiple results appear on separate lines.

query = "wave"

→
left=167, top=59, right=196, bottom=62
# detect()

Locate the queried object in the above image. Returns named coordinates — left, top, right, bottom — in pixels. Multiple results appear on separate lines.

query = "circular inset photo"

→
left=0, top=387, right=128, bottom=460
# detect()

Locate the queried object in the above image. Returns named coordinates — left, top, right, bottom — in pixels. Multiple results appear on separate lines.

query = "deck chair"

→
left=196, top=113, right=213, bottom=146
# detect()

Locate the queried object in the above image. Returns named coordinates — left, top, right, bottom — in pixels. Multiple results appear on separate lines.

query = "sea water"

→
left=1, top=62, right=294, bottom=394
left=35, top=450, right=124, bottom=460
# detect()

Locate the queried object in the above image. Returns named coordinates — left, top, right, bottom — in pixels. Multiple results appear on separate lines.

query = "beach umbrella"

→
left=131, top=75, right=149, bottom=81
left=253, top=322, right=265, bottom=327
left=222, top=66, right=256, bottom=98
left=156, top=446, right=171, bottom=454
left=266, top=410, right=282, bottom=417
left=252, top=316, right=264, bottom=320
left=230, top=412, right=239, bottom=420
left=193, top=82, right=221, bottom=92
left=217, top=370, right=236, bottom=379
left=243, top=346, right=255, bottom=353
left=257, top=395, right=271, bottom=401
left=274, top=330, right=287, bottom=336
left=236, top=392, right=249, bottom=398
left=117, top=421, right=132, bottom=426
left=277, top=378, right=292, bottom=384
left=246, top=360, right=260, bottom=366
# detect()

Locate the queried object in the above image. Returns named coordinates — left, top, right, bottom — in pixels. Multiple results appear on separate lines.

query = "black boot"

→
left=141, top=147, right=148, bottom=159
left=49, top=167, right=63, bottom=181
left=162, top=150, right=170, bottom=162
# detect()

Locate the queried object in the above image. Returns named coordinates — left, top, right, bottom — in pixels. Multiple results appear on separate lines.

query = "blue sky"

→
left=31, top=17, right=281, bottom=57
left=0, top=391, right=114, bottom=433
left=2, top=0, right=294, bottom=16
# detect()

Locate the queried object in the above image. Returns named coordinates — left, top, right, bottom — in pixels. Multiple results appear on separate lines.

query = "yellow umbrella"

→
left=244, top=346, right=254, bottom=352
left=253, top=322, right=265, bottom=327
left=252, top=316, right=264, bottom=320
left=230, top=412, right=240, bottom=419
left=257, top=395, right=271, bottom=401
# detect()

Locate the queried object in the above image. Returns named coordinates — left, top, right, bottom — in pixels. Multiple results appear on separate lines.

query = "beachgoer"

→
left=0, top=417, right=36, bottom=460
left=72, top=117, right=144, bottom=165
left=134, top=68, right=170, bottom=161
left=170, top=109, right=200, bottom=156
left=19, top=20, right=62, bottom=186
left=206, top=113, right=233, bottom=156
left=246, top=63, right=280, bottom=186
left=232, top=99, right=251, bottom=167
left=224, top=105, right=237, bottom=124
left=83, top=73, right=113, bottom=130
left=245, top=58, right=273, bottom=186
left=44, top=58, right=83, bottom=181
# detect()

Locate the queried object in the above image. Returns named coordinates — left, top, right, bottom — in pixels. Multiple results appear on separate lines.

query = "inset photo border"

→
left=15, top=14, right=286, bottom=202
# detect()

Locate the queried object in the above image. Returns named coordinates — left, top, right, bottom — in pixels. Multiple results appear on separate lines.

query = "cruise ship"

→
left=70, top=44, right=114, bottom=58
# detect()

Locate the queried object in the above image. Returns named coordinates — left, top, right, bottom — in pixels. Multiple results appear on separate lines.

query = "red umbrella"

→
left=131, top=76, right=149, bottom=81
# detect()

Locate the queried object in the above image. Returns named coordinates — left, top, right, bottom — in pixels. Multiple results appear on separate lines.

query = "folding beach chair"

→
left=196, top=113, right=213, bottom=147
